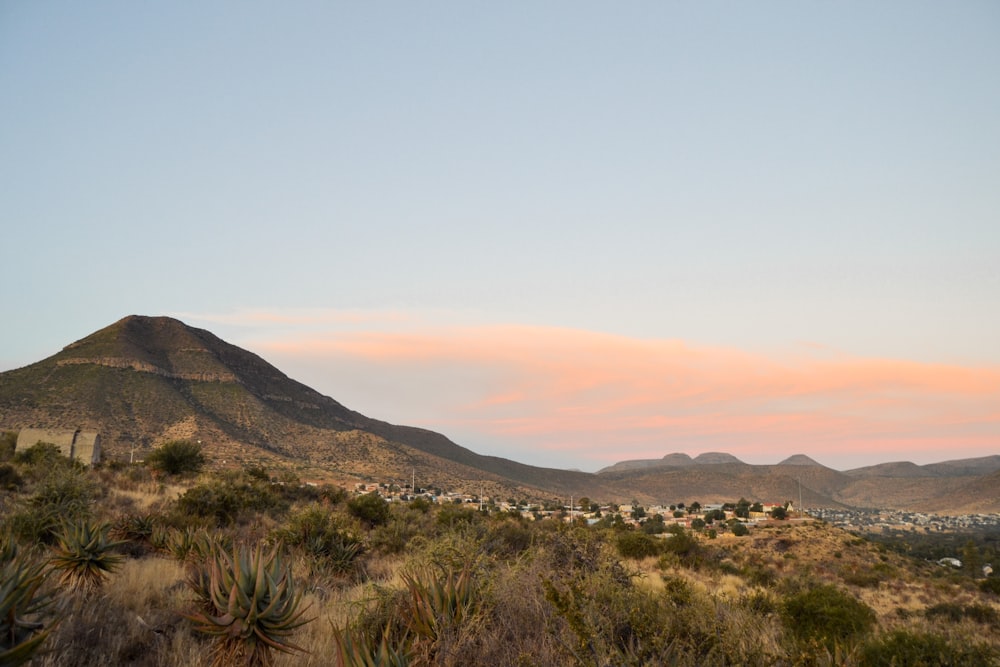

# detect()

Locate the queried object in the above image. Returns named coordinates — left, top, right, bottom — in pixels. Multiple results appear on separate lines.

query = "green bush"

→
left=274, top=505, right=363, bottom=575
left=482, top=519, right=532, bottom=557
left=860, top=629, right=999, bottom=666
left=980, top=577, right=1000, bottom=596
left=13, top=442, right=64, bottom=468
left=781, top=583, right=875, bottom=650
left=616, top=531, right=660, bottom=559
left=146, top=440, right=205, bottom=476
left=347, top=493, right=391, bottom=528
left=435, top=503, right=479, bottom=530
left=173, top=471, right=285, bottom=525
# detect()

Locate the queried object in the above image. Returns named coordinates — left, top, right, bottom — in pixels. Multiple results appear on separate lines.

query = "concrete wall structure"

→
left=15, top=428, right=101, bottom=465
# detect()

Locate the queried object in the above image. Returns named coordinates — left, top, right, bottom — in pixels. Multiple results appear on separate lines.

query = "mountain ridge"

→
left=2, top=315, right=997, bottom=511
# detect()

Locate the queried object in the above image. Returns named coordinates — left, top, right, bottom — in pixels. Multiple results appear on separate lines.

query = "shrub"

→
left=3, top=466, right=97, bottom=544
left=13, top=442, right=64, bottom=468
left=641, top=514, right=666, bottom=535
left=661, top=527, right=699, bottom=562
left=347, top=493, right=391, bottom=528
left=781, top=583, right=875, bottom=650
left=0, top=464, right=22, bottom=491
left=482, top=519, right=532, bottom=557
left=924, top=601, right=965, bottom=623
left=616, top=531, right=660, bottom=559
left=980, top=577, right=1000, bottom=596
left=173, top=471, right=285, bottom=525
left=274, top=505, right=363, bottom=575
left=860, top=629, right=999, bottom=666
left=146, top=440, right=205, bottom=476
left=435, top=503, right=480, bottom=531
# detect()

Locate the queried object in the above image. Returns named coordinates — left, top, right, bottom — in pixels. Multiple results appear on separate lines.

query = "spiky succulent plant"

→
left=49, top=520, right=124, bottom=593
left=0, top=553, right=55, bottom=666
left=184, top=543, right=312, bottom=667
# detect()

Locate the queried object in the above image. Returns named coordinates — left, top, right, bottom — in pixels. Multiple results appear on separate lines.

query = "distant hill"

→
left=777, top=454, right=823, bottom=466
left=2, top=315, right=997, bottom=512
left=845, top=461, right=933, bottom=478
left=923, top=455, right=1000, bottom=478
left=693, top=452, right=744, bottom=465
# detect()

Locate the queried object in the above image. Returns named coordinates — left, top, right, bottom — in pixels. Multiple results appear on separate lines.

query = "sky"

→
left=2, top=2, right=998, bottom=471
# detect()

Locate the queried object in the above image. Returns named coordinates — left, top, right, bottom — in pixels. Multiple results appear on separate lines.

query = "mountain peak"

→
left=660, top=453, right=695, bottom=466
left=693, top=452, right=744, bottom=465
left=778, top=454, right=824, bottom=466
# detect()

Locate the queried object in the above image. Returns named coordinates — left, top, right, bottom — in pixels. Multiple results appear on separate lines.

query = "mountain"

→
left=777, top=454, right=823, bottom=466
left=693, top=452, right=744, bottom=465
left=0, top=315, right=608, bottom=499
left=845, top=461, right=932, bottom=478
left=2, top=315, right=997, bottom=512
left=923, top=455, right=1000, bottom=478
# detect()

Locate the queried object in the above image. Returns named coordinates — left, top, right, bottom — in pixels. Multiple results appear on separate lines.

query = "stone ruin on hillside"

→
left=15, top=428, right=101, bottom=465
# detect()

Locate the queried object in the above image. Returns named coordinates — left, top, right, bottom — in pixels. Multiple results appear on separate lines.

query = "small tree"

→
left=147, top=440, right=205, bottom=476
left=347, top=493, right=390, bottom=528
left=770, top=506, right=788, bottom=520
left=735, top=498, right=751, bottom=519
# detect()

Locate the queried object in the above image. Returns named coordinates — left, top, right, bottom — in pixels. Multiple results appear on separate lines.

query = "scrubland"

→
left=2, top=440, right=999, bottom=666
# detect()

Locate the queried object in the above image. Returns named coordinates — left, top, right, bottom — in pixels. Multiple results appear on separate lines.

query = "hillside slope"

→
left=0, top=316, right=612, bottom=498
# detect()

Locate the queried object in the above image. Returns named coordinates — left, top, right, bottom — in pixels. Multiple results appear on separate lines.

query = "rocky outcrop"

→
left=55, top=357, right=239, bottom=383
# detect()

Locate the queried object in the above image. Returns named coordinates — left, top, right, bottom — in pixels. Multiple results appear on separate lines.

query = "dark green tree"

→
left=735, top=498, right=751, bottom=519
left=347, top=493, right=391, bottom=528
left=146, top=440, right=205, bottom=476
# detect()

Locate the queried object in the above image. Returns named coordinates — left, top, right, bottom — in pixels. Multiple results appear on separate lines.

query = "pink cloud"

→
left=236, top=317, right=1000, bottom=469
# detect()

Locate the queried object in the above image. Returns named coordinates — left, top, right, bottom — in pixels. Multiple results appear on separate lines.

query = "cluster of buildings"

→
left=353, top=481, right=795, bottom=529
left=806, top=507, right=1000, bottom=533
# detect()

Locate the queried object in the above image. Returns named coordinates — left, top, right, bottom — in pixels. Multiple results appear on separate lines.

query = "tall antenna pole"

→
left=798, top=477, right=803, bottom=515
left=412, top=468, right=416, bottom=496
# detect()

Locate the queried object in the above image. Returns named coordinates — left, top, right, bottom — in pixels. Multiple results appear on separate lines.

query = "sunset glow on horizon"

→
left=188, top=310, right=1000, bottom=472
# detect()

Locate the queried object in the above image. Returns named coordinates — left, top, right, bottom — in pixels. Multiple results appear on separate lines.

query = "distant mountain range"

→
left=2, top=315, right=997, bottom=512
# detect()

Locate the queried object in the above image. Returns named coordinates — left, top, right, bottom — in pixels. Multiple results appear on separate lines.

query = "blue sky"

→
left=2, top=3, right=998, bottom=470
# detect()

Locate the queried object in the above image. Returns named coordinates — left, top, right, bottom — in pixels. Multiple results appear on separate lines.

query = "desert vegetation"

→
left=1, top=437, right=999, bottom=666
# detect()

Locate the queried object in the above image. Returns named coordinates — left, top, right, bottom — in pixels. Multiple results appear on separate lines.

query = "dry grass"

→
left=34, top=556, right=209, bottom=667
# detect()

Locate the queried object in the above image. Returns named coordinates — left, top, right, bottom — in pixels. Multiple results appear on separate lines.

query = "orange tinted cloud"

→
left=238, top=317, right=1000, bottom=469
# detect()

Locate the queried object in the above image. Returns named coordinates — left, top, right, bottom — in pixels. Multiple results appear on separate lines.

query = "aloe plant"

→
left=334, top=626, right=411, bottom=667
left=0, top=552, right=54, bottom=666
left=402, top=567, right=475, bottom=641
left=184, top=542, right=312, bottom=667
left=49, top=520, right=124, bottom=592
